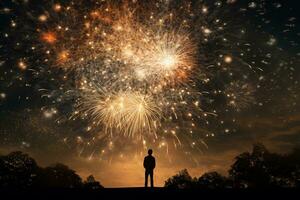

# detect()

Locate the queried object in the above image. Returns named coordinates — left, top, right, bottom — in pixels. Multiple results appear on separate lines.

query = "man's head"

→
left=148, top=149, right=153, bottom=155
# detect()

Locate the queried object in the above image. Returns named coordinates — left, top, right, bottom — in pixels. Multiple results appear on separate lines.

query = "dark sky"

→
left=0, top=0, right=299, bottom=187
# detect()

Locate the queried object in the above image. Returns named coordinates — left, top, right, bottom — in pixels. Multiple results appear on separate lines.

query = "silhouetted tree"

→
left=229, top=143, right=274, bottom=188
left=165, top=144, right=300, bottom=189
left=0, top=151, right=39, bottom=189
left=197, top=172, right=232, bottom=189
left=164, top=169, right=197, bottom=189
left=281, top=147, right=300, bottom=187
left=37, top=163, right=83, bottom=188
left=83, top=175, right=104, bottom=190
left=0, top=151, right=103, bottom=190
left=229, top=143, right=300, bottom=188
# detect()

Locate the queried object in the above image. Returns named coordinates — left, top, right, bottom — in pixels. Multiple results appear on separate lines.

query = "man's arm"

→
left=143, top=157, right=146, bottom=168
left=153, top=157, right=156, bottom=169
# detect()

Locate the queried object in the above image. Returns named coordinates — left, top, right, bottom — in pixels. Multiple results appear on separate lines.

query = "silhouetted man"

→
left=143, top=149, right=156, bottom=188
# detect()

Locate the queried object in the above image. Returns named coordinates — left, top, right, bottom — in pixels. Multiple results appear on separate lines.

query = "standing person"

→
left=143, top=149, right=156, bottom=188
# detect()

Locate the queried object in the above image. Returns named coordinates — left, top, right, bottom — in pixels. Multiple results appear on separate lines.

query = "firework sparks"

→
left=2, top=0, right=292, bottom=163
left=225, top=81, right=256, bottom=111
left=41, top=32, right=57, bottom=44
left=32, top=1, right=232, bottom=157
left=80, top=91, right=161, bottom=139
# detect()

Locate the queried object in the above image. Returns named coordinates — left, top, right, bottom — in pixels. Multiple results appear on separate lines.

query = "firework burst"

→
left=0, top=0, right=274, bottom=161
left=79, top=91, right=161, bottom=139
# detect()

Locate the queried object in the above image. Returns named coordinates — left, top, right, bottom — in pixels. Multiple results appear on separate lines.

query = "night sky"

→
left=0, top=0, right=299, bottom=187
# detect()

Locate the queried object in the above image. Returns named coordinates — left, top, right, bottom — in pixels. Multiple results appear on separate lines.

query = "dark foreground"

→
left=1, top=188, right=300, bottom=199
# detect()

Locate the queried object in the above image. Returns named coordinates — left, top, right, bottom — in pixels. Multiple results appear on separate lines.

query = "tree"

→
left=164, top=169, right=197, bottom=189
left=83, top=175, right=104, bottom=190
left=283, top=147, right=300, bottom=187
left=197, top=172, right=232, bottom=189
left=0, top=151, right=104, bottom=190
left=165, top=144, right=300, bottom=189
left=229, top=143, right=285, bottom=188
left=0, top=151, right=39, bottom=189
left=37, top=163, right=83, bottom=188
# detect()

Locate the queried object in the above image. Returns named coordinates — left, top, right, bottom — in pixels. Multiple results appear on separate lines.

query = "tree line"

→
left=165, top=143, right=300, bottom=189
left=0, top=151, right=103, bottom=190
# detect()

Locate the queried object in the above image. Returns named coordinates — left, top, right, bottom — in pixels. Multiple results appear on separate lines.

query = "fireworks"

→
left=224, top=56, right=233, bottom=64
left=1, top=0, right=286, bottom=161
left=82, top=9, right=197, bottom=86
left=50, top=3, right=203, bottom=145
left=80, top=91, right=161, bottom=139
left=18, top=61, right=27, bottom=70
left=57, top=50, right=70, bottom=63
left=41, top=32, right=57, bottom=44
left=225, top=81, right=256, bottom=111
left=33, top=1, right=241, bottom=153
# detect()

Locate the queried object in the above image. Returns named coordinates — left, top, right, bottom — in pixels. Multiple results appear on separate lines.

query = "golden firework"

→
left=81, top=91, right=161, bottom=139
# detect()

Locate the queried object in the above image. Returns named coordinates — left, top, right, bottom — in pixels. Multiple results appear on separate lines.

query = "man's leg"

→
left=145, top=171, right=148, bottom=187
left=150, top=171, right=154, bottom=188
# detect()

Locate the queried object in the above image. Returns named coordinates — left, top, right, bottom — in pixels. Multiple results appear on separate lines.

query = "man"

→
left=143, top=149, right=156, bottom=188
